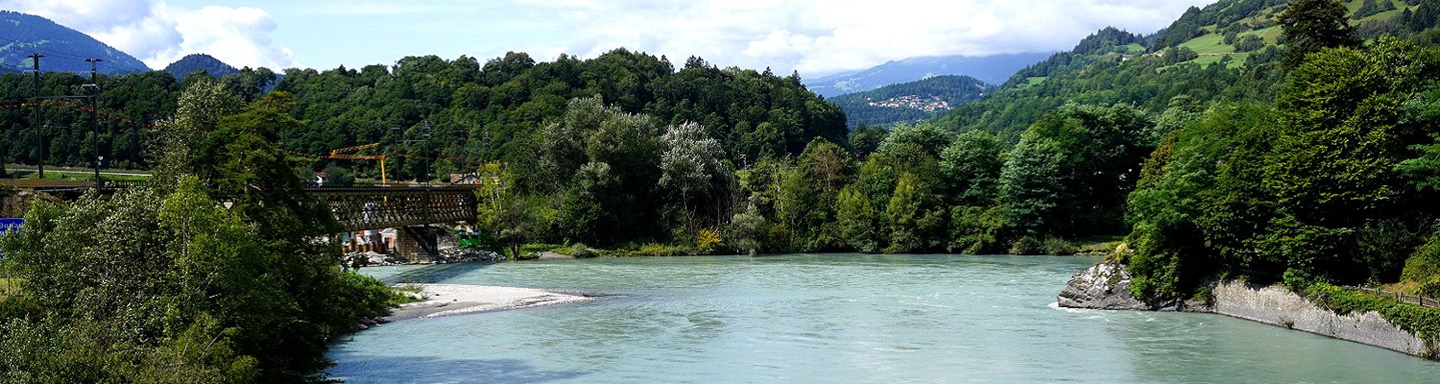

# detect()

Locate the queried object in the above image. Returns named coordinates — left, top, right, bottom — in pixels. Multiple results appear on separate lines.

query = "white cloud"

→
left=0, top=0, right=1216, bottom=76
left=510, top=0, right=1216, bottom=76
left=0, top=0, right=295, bottom=70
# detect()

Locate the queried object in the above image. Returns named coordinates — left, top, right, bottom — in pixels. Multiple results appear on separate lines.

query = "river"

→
left=328, top=254, right=1440, bottom=383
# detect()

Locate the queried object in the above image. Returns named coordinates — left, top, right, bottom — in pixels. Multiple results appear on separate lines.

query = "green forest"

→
left=6, top=0, right=1440, bottom=380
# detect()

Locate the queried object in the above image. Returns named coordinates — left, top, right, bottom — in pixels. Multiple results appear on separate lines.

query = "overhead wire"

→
left=0, top=35, right=155, bottom=74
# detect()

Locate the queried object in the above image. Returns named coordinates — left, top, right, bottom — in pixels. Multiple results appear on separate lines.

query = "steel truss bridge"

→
left=3, top=180, right=478, bottom=232
left=307, top=187, right=477, bottom=231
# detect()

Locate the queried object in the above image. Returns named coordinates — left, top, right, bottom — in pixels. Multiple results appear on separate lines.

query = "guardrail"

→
left=1347, top=286, right=1440, bottom=309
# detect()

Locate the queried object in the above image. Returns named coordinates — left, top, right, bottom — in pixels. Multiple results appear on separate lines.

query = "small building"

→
left=450, top=173, right=482, bottom=185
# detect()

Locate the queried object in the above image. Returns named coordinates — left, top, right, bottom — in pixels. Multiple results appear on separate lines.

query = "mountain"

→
left=164, top=53, right=239, bottom=81
left=935, top=0, right=1440, bottom=141
left=0, top=11, right=151, bottom=75
left=803, top=53, right=1053, bottom=98
left=826, top=75, right=989, bottom=128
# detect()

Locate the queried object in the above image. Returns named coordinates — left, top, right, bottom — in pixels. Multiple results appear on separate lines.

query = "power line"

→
left=0, top=35, right=154, bottom=73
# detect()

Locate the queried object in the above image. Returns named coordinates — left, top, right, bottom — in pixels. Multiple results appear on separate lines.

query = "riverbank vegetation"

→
left=1, top=0, right=1439, bottom=380
left=1121, top=0, right=1440, bottom=308
left=0, top=80, right=400, bottom=382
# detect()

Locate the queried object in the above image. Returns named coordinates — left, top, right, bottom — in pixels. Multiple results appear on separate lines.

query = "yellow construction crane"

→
left=324, top=143, right=391, bottom=184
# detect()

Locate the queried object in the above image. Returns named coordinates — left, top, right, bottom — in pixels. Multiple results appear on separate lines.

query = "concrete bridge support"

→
left=395, top=226, right=442, bottom=263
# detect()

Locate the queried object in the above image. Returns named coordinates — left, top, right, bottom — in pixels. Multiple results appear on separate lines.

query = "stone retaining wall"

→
left=1210, top=280, right=1431, bottom=356
left=1059, top=262, right=1435, bottom=358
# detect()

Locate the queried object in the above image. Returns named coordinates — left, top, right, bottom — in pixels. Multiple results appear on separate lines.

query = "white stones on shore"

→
left=385, top=283, right=592, bottom=321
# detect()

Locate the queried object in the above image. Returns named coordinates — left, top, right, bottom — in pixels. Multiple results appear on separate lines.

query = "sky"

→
left=0, top=0, right=1218, bottom=78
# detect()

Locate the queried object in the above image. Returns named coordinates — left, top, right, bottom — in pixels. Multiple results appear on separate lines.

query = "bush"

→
left=947, top=205, right=1008, bottom=254
left=569, top=243, right=596, bottom=258
left=694, top=228, right=723, bottom=255
left=1041, top=237, right=1077, bottom=255
left=1284, top=267, right=1314, bottom=292
left=1305, top=283, right=1440, bottom=345
left=1010, top=236, right=1044, bottom=255
left=1403, top=233, right=1440, bottom=283
left=1235, top=35, right=1265, bottom=52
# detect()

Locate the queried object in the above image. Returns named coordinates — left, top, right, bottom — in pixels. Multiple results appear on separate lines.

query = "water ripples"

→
left=330, top=254, right=1440, bottom=383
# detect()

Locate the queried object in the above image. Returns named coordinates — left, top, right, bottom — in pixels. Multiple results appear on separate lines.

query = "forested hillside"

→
left=0, top=11, right=150, bottom=74
left=6, top=0, right=1440, bottom=278
left=1119, top=0, right=1440, bottom=302
left=803, top=53, right=1051, bottom=97
left=938, top=0, right=1440, bottom=141
left=270, top=50, right=846, bottom=183
left=0, top=66, right=280, bottom=170
left=955, top=0, right=1440, bottom=308
left=163, top=53, right=239, bottom=81
left=827, top=75, right=989, bottom=128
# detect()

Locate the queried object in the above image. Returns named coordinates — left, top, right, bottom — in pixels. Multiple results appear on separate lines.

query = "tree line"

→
left=1125, top=0, right=1440, bottom=300
left=0, top=79, right=401, bottom=382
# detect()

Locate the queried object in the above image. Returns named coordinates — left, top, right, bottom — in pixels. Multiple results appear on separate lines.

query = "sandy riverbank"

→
left=385, top=284, right=592, bottom=320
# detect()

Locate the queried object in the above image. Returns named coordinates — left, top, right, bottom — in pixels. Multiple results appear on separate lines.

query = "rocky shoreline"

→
left=344, top=248, right=506, bottom=267
left=1058, top=259, right=1434, bottom=358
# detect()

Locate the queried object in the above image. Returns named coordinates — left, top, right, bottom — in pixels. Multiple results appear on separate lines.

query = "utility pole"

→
left=29, top=53, right=44, bottom=179
left=85, top=58, right=102, bottom=189
left=400, top=122, right=433, bottom=220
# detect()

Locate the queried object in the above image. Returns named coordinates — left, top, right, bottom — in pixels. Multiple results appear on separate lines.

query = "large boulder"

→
left=1057, top=259, right=1151, bottom=310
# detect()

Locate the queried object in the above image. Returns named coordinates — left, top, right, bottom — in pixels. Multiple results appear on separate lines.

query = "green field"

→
left=5, top=164, right=152, bottom=181
left=1181, top=32, right=1235, bottom=56
left=1347, top=0, right=1410, bottom=24
left=1193, top=53, right=1250, bottom=69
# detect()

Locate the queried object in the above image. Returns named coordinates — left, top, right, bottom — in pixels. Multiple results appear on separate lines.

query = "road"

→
left=6, top=166, right=151, bottom=178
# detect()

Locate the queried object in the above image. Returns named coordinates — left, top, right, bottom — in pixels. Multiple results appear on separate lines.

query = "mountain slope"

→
left=827, top=75, right=989, bottom=128
left=0, top=11, right=151, bottom=75
left=803, top=53, right=1052, bottom=98
left=935, top=0, right=1440, bottom=141
left=164, top=53, right=239, bottom=81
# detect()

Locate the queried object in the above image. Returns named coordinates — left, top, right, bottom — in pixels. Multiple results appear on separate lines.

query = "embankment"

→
left=1059, top=260, right=1434, bottom=358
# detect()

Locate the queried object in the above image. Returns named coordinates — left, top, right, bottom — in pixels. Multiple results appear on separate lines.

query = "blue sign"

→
left=0, top=218, right=21, bottom=234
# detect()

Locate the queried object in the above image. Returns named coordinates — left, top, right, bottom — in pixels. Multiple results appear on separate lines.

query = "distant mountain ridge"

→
left=802, top=53, right=1053, bottom=98
left=827, top=75, right=990, bottom=128
left=164, top=53, right=239, bottom=81
left=0, top=11, right=151, bottom=75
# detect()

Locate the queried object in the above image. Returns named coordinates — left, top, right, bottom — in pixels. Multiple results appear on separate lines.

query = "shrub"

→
left=1403, top=233, right=1440, bottom=283
left=1284, top=267, right=1314, bottom=292
left=570, top=243, right=596, bottom=258
left=1010, top=236, right=1043, bottom=255
left=694, top=228, right=723, bottom=255
left=1305, top=283, right=1440, bottom=346
left=1041, top=237, right=1077, bottom=255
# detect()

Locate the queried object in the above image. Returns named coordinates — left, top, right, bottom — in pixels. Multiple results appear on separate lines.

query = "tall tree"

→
left=1278, top=0, right=1359, bottom=68
left=998, top=131, right=1066, bottom=237
left=939, top=130, right=1005, bottom=206
left=659, top=121, right=731, bottom=226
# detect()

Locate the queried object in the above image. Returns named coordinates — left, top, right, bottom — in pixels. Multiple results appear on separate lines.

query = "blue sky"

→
left=1, top=0, right=1216, bottom=78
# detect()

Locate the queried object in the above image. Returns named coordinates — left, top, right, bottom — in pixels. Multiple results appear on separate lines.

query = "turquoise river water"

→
left=327, top=254, right=1440, bottom=383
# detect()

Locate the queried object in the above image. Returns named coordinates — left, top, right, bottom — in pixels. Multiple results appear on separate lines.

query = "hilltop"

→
left=933, top=0, right=1440, bottom=140
left=826, top=75, right=989, bottom=128
left=0, top=11, right=151, bottom=75
left=803, top=53, right=1051, bottom=98
left=164, top=53, right=239, bottom=81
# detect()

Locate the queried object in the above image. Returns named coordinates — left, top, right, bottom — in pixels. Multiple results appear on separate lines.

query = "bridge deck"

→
left=308, top=187, right=477, bottom=231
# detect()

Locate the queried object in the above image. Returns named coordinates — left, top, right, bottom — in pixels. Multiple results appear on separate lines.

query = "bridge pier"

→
left=394, top=226, right=442, bottom=263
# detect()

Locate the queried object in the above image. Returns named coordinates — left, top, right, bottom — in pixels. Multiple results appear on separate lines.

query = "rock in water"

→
left=1057, top=259, right=1150, bottom=310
